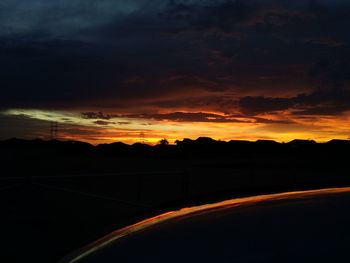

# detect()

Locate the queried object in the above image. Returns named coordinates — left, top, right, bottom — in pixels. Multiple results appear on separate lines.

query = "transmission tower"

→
left=50, top=121, right=58, bottom=140
left=139, top=131, right=145, bottom=144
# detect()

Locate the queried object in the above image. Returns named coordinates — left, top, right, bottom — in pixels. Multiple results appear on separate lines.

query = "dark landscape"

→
left=2, top=0, right=350, bottom=262
left=1, top=138, right=350, bottom=262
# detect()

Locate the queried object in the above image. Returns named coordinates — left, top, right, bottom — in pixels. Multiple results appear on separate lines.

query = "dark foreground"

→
left=1, top=138, right=350, bottom=262
left=61, top=187, right=350, bottom=263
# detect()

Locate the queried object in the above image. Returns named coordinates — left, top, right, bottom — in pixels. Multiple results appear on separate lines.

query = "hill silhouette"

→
left=2, top=137, right=349, bottom=158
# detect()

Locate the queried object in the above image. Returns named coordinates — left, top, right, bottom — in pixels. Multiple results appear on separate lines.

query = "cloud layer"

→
left=1, top=0, right=350, bottom=142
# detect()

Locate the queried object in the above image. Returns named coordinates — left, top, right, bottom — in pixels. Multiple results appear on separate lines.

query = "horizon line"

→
left=2, top=136, right=350, bottom=146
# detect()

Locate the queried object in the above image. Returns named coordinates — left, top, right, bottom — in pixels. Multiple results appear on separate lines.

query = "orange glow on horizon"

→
left=2, top=108, right=350, bottom=145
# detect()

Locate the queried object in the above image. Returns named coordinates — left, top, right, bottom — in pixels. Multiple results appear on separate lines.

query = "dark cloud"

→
left=310, top=57, right=350, bottom=89
left=160, top=0, right=255, bottom=35
left=0, top=1, right=152, bottom=37
left=123, top=112, right=249, bottom=123
left=151, top=95, right=237, bottom=112
left=239, top=88, right=350, bottom=116
left=93, top=120, right=115, bottom=126
left=1, top=0, right=350, bottom=123
left=117, top=111, right=294, bottom=125
left=80, top=110, right=295, bottom=125
left=161, top=0, right=350, bottom=38
left=82, top=112, right=113, bottom=120
left=117, top=122, right=131, bottom=125
left=253, top=117, right=294, bottom=125
left=239, top=96, right=294, bottom=115
left=294, top=88, right=350, bottom=115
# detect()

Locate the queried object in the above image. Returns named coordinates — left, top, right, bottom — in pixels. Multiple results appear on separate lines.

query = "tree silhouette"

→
left=159, top=139, right=169, bottom=145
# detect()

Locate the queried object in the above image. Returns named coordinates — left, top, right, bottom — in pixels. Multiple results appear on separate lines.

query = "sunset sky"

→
left=1, top=0, right=350, bottom=144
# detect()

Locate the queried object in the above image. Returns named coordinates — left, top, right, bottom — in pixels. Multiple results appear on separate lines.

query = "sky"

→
left=1, top=0, right=350, bottom=144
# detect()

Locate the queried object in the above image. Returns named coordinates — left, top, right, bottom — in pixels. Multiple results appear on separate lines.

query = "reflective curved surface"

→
left=60, top=187, right=350, bottom=263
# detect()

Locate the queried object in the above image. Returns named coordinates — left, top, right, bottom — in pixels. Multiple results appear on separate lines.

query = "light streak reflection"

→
left=60, top=186, right=350, bottom=263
